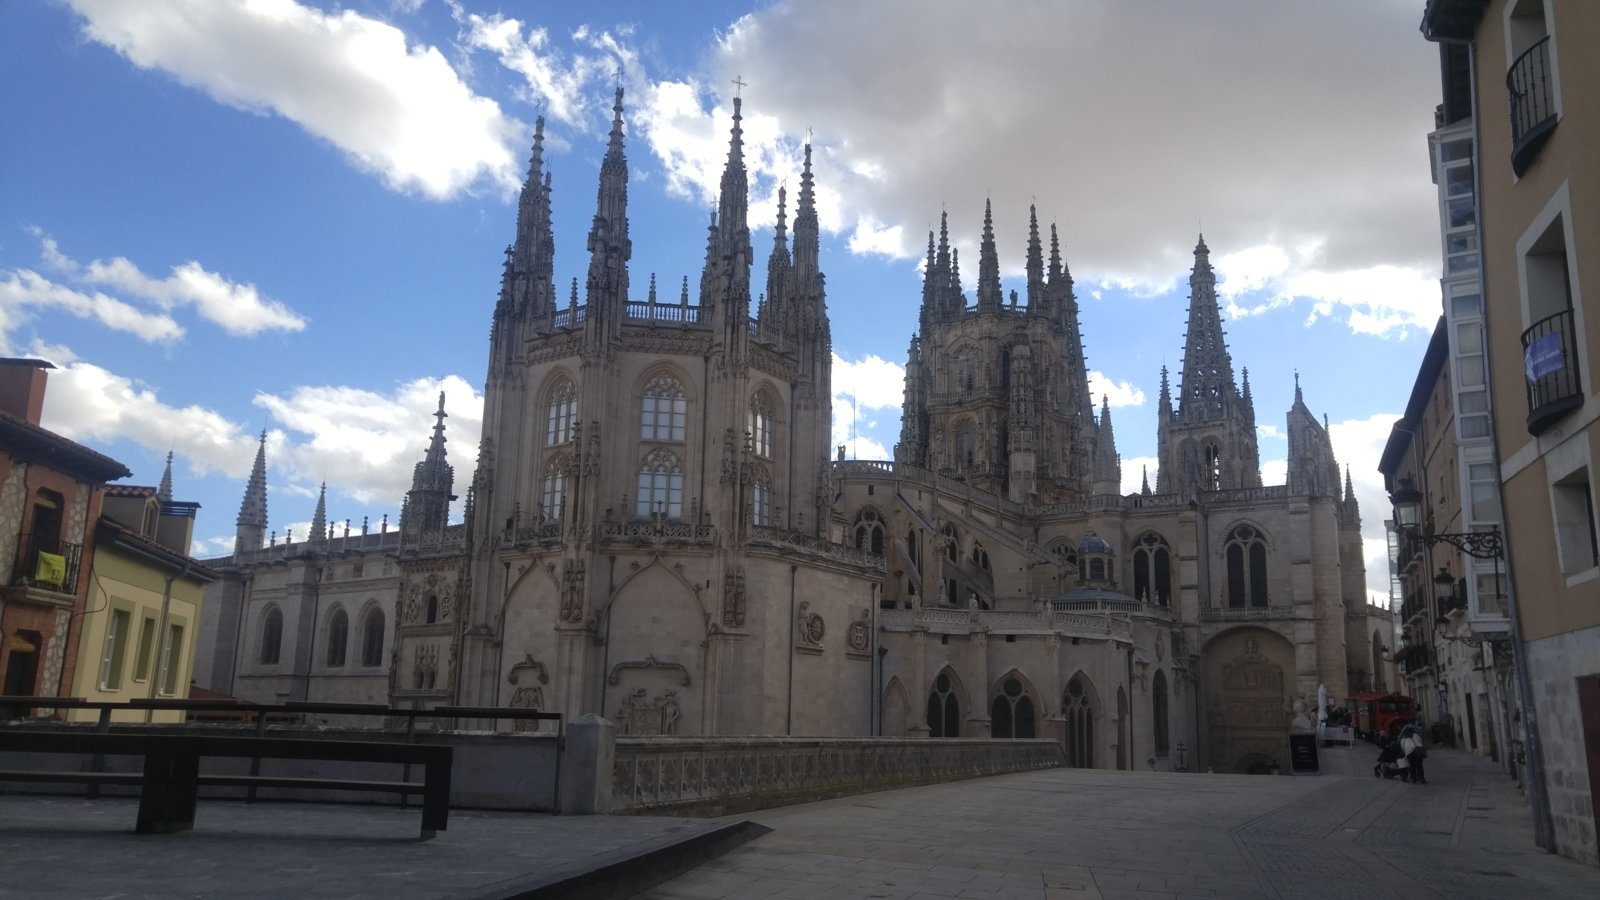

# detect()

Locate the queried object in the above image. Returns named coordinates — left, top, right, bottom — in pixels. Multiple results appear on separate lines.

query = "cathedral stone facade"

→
left=193, top=91, right=1385, bottom=773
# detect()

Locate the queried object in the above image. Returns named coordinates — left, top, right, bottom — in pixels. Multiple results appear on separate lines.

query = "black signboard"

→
left=1289, top=733, right=1319, bottom=773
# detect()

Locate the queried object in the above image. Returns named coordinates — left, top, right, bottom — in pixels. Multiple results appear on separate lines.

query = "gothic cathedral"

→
left=194, top=91, right=1385, bottom=774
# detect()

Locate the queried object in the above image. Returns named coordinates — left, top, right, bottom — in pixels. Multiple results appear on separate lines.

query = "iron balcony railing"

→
left=1507, top=36, right=1557, bottom=177
left=12, top=532, right=83, bottom=595
left=1521, top=307, right=1583, bottom=435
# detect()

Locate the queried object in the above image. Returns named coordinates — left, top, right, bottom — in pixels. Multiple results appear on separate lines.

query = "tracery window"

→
left=325, top=608, right=348, bottom=667
left=750, top=468, right=773, bottom=527
left=546, top=380, right=578, bottom=445
left=943, top=523, right=959, bottom=562
left=956, top=349, right=976, bottom=393
left=635, top=448, right=684, bottom=518
left=990, top=676, right=1036, bottom=739
left=853, top=509, right=884, bottom=555
left=640, top=374, right=687, bottom=441
left=747, top=393, right=774, bottom=458
left=927, top=671, right=960, bottom=738
left=971, top=542, right=990, bottom=572
left=1205, top=442, right=1222, bottom=490
left=1132, top=532, right=1172, bottom=606
left=1225, top=523, right=1270, bottom=608
left=540, top=456, right=567, bottom=519
left=953, top=422, right=975, bottom=471
left=1051, top=538, right=1078, bottom=569
left=360, top=608, right=385, bottom=667
left=259, top=607, right=283, bottom=665
left=1063, top=676, right=1095, bottom=768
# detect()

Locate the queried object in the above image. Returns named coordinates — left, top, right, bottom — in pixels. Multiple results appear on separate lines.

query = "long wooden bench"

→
left=0, top=731, right=452, bottom=839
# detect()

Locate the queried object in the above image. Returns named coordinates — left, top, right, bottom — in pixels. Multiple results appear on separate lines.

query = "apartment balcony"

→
left=7, top=532, right=83, bottom=603
left=1507, top=36, right=1557, bottom=177
left=1522, top=307, right=1583, bottom=435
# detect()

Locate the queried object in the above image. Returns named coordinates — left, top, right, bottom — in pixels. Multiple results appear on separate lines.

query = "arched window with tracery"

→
left=1205, top=442, right=1222, bottom=490
left=546, top=379, right=578, bottom=445
left=853, top=509, right=884, bottom=555
left=636, top=448, right=684, bottom=518
left=942, top=523, right=959, bottom=562
left=1224, top=523, right=1270, bottom=608
left=360, top=607, right=385, bottom=667
left=927, top=671, right=960, bottom=737
left=953, top=421, right=975, bottom=471
left=259, top=607, right=283, bottom=665
left=540, top=455, right=567, bottom=519
left=750, top=467, right=773, bottom=527
left=747, top=392, right=774, bottom=458
left=1152, top=671, right=1170, bottom=757
left=1132, top=532, right=1172, bottom=606
left=990, top=676, right=1036, bottom=738
left=1051, top=538, right=1078, bottom=570
left=956, top=348, right=976, bottom=393
left=1063, top=675, right=1095, bottom=767
left=971, top=542, right=990, bottom=572
left=325, top=608, right=348, bottom=667
left=640, top=374, right=687, bottom=441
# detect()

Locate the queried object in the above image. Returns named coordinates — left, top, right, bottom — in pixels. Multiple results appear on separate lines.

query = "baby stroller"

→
left=1374, top=738, right=1408, bottom=781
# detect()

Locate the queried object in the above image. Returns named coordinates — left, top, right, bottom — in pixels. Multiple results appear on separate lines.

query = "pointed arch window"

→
left=635, top=448, right=684, bottom=518
left=1132, top=532, right=1172, bottom=606
left=990, top=676, right=1036, bottom=739
left=853, top=509, right=884, bottom=555
left=956, top=349, right=976, bottom=393
left=360, top=608, right=385, bottom=667
left=953, top=422, right=975, bottom=471
left=259, top=608, right=283, bottom=665
left=942, top=523, right=959, bottom=562
left=1051, top=538, right=1078, bottom=569
left=546, top=380, right=578, bottom=445
left=971, top=542, right=990, bottom=572
left=1152, top=671, right=1170, bottom=756
left=1224, top=524, right=1270, bottom=608
left=1063, top=676, right=1095, bottom=767
left=540, top=456, right=567, bottom=520
left=747, top=393, right=774, bottom=458
left=927, top=671, right=960, bottom=738
left=1205, top=442, right=1222, bottom=491
left=750, top=467, right=773, bottom=527
left=325, top=608, right=348, bottom=667
left=640, top=374, right=687, bottom=441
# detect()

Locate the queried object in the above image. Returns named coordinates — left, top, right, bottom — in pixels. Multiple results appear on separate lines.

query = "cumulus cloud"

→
left=68, top=0, right=520, bottom=199
left=0, top=269, right=184, bottom=347
left=623, top=0, right=1440, bottom=336
left=1329, top=412, right=1406, bottom=603
left=1087, top=370, right=1146, bottom=409
left=1121, top=455, right=1159, bottom=496
left=831, top=352, right=904, bottom=460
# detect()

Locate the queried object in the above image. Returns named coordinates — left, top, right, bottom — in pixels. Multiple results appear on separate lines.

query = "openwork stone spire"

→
left=234, top=430, right=269, bottom=555
left=403, top=393, right=455, bottom=539
left=976, top=199, right=1002, bottom=312
left=157, top=450, right=174, bottom=503
left=584, top=86, right=631, bottom=322
left=1176, top=233, right=1239, bottom=423
left=309, top=483, right=328, bottom=545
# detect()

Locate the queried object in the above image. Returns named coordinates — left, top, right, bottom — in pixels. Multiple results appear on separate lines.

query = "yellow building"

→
left=70, top=480, right=215, bottom=723
left=1424, top=0, right=1600, bottom=866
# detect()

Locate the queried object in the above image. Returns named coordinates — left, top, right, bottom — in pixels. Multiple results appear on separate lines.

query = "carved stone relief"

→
left=616, top=688, right=683, bottom=736
left=560, top=559, right=587, bottom=623
left=797, top=601, right=825, bottom=650
left=846, top=608, right=871, bottom=655
left=722, top=566, right=747, bottom=627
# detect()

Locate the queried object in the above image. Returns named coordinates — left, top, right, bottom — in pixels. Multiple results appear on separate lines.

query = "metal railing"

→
left=1521, top=307, right=1583, bottom=435
left=1507, top=35, right=1556, bottom=177
left=11, top=533, right=82, bottom=594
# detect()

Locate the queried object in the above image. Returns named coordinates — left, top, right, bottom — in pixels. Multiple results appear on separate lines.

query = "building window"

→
left=854, top=509, right=884, bottom=555
left=1205, top=443, right=1222, bottom=490
left=1225, top=524, right=1269, bottom=608
left=360, top=608, right=385, bottom=667
left=545, top=380, right=578, bottom=445
left=971, top=543, right=989, bottom=572
left=425, top=595, right=439, bottom=624
left=1152, top=671, right=1170, bottom=757
left=954, top=422, right=975, bottom=471
left=1519, top=206, right=1581, bottom=435
left=1063, top=676, right=1095, bottom=768
left=132, top=615, right=157, bottom=682
left=158, top=624, right=183, bottom=696
left=635, top=448, right=684, bottom=518
left=747, top=393, right=774, bottom=458
left=751, top=470, right=772, bottom=527
left=259, top=608, right=283, bottom=665
left=100, top=608, right=131, bottom=690
left=326, top=608, right=348, bottom=667
left=956, top=349, right=976, bottom=393
left=541, top=456, right=567, bottom=519
left=990, top=676, right=1036, bottom=739
left=1552, top=467, right=1599, bottom=578
left=927, top=671, right=960, bottom=738
left=1132, top=532, right=1172, bottom=605
left=640, top=374, right=687, bottom=442
left=943, top=523, right=959, bottom=562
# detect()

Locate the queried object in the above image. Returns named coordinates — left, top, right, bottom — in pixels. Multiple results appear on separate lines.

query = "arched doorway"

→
left=1203, top=628, right=1294, bottom=774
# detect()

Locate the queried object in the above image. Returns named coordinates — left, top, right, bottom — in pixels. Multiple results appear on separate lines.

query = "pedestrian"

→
left=1374, top=736, right=1406, bottom=780
left=1401, top=724, right=1428, bottom=784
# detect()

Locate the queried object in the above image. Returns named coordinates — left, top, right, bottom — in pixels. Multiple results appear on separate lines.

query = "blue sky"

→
left=1, top=1, right=1443, bottom=600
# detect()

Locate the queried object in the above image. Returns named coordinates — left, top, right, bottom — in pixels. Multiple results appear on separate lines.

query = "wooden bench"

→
left=0, top=731, right=452, bottom=839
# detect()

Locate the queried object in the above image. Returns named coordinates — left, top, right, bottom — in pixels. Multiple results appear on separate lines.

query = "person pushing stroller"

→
left=1374, top=734, right=1409, bottom=781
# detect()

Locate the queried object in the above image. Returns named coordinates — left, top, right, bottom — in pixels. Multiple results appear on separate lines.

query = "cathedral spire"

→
left=792, top=141, right=820, bottom=285
left=1176, top=231, right=1238, bottom=422
left=584, top=86, right=631, bottom=325
left=976, top=199, right=1002, bottom=312
left=234, top=430, right=268, bottom=555
left=1141, top=464, right=1152, bottom=496
left=157, top=450, right=174, bottom=503
left=1092, top=395, right=1121, bottom=494
left=1025, top=204, right=1044, bottom=312
left=1048, top=222, right=1063, bottom=284
left=309, top=482, right=328, bottom=545
left=403, top=393, right=456, bottom=539
left=765, top=184, right=791, bottom=328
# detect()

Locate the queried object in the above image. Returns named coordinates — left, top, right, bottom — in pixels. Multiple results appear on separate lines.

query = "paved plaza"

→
left=3, top=743, right=1598, bottom=899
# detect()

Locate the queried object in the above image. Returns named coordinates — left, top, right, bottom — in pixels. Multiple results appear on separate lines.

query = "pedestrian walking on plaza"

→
left=1401, top=725, right=1428, bottom=784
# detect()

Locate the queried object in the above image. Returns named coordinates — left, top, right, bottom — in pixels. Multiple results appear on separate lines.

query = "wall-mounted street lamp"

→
left=1388, top=477, right=1505, bottom=559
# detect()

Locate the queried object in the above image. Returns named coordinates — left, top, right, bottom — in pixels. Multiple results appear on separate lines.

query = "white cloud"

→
left=848, top=217, right=908, bottom=259
left=0, top=269, right=184, bottom=346
left=1086, top=370, right=1146, bottom=409
left=1329, top=412, right=1406, bottom=604
left=68, top=0, right=519, bottom=200
left=1257, top=424, right=1285, bottom=441
left=1261, top=458, right=1288, bottom=487
left=1121, top=455, right=1159, bottom=496
left=831, top=352, right=904, bottom=461
left=453, top=9, right=627, bottom=128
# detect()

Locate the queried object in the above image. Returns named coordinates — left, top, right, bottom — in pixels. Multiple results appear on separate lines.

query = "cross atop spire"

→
left=731, top=74, right=747, bottom=97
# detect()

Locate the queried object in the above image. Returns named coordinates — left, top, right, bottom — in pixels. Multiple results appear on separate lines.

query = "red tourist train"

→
left=1350, top=692, right=1417, bottom=742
